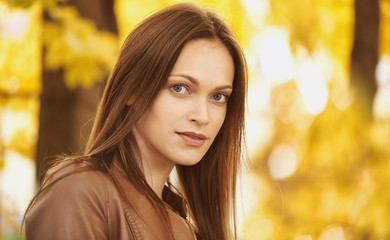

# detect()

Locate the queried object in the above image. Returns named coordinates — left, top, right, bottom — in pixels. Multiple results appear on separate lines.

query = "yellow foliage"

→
left=269, top=0, right=320, bottom=53
left=249, top=3, right=390, bottom=237
left=253, top=101, right=390, bottom=239
left=8, top=129, right=36, bottom=156
left=115, top=0, right=167, bottom=43
left=1, top=97, right=40, bottom=158
left=195, top=0, right=252, bottom=45
left=244, top=219, right=275, bottom=240
left=115, top=0, right=253, bottom=46
left=0, top=2, right=41, bottom=170
left=43, top=6, right=118, bottom=88
left=268, top=0, right=354, bottom=72
left=380, top=0, right=390, bottom=54
left=1, top=0, right=56, bottom=8
left=0, top=1, right=42, bottom=95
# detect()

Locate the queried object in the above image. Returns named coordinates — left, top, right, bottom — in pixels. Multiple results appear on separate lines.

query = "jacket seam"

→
left=96, top=172, right=110, bottom=237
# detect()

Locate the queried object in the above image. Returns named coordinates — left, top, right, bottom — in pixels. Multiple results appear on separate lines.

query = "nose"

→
left=189, top=98, right=209, bottom=126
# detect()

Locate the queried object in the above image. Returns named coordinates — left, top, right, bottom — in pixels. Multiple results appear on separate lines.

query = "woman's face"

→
left=133, top=38, right=234, bottom=167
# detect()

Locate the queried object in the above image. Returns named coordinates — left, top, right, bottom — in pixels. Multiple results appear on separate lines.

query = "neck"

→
left=131, top=128, right=177, bottom=198
left=132, top=144, right=175, bottom=199
left=142, top=159, right=175, bottom=198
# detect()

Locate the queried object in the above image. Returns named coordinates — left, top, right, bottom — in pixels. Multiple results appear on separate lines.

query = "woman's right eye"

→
left=170, top=84, right=190, bottom=95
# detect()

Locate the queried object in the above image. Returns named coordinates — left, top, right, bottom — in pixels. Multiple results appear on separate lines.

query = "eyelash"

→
left=169, top=84, right=230, bottom=104
left=210, top=93, right=229, bottom=103
left=170, top=84, right=190, bottom=95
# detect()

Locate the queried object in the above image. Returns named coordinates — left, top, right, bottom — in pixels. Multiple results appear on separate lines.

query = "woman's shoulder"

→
left=30, top=159, right=116, bottom=212
left=39, top=160, right=108, bottom=198
left=25, top=159, right=124, bottom=239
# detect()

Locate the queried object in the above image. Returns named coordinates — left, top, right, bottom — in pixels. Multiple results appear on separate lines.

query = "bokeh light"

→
left=268, top=144, right=299, bottom=179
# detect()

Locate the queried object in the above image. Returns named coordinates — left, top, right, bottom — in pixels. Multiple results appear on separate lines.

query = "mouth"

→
left=175, top=131, right=208, bottom=147
left=176, top=132, right=207, bottom=140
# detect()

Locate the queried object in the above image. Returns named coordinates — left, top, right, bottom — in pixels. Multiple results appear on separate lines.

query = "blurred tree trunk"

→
left=350, top=0, right=379, bottom=121
left=36, top=0, right=117, bottom=182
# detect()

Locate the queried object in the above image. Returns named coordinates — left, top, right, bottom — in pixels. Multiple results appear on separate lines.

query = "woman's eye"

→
left=170, top=84, right=189, bottom=95
left=211, top=93, right=228, bottom=103
left=214, top=94, right=223, bottom=101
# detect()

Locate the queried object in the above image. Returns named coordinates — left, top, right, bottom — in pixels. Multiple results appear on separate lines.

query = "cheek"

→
left=212, top=108, right=228, bottom=133
left=149, top=95, right=174, bottom=119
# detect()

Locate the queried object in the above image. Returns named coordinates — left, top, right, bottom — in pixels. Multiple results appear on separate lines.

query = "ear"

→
left=126, top=96, right=135, bottom=106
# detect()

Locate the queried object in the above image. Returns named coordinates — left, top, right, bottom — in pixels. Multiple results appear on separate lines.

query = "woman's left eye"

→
left=211, top=93, right=228, bottom=103
left=170, top=84, right=190, bottom=95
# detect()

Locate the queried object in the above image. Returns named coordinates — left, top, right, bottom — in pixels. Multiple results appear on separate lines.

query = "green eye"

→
left=170, top=84, right=190, bottom=95
left=173, top=85, right=183, bottom=92
left=213, top=94, right=223, bottom=101
left=211, top=93, right=228, bottom=103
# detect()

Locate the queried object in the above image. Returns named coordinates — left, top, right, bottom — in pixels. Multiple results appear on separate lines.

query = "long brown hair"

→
left=26, top=3, right=247, bottom=239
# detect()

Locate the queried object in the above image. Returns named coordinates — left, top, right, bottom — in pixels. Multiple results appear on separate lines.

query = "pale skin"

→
left=130, top=38, right=235, bottom=198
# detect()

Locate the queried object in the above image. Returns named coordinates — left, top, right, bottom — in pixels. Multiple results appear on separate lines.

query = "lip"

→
left=176, top=131, right=208, bottom=147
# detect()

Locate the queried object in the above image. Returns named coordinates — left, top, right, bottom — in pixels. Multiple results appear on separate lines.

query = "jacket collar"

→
left=162, top=185, right=188, bottom=219
left=111, top=159, right=188, bottom=219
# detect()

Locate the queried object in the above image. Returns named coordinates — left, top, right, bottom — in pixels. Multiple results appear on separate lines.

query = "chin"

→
left=176, top=160, right=201, bottom=167
left=174, top=156, right=203, bottom=167
left=170, top=148, right=207, bottom=167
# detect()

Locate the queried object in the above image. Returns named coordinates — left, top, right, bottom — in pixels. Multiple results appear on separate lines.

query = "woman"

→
left=25, top=3, right=247, bottom=240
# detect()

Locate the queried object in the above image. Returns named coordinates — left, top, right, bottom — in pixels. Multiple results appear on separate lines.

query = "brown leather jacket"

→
left=25, top=161, right=197, bottom=239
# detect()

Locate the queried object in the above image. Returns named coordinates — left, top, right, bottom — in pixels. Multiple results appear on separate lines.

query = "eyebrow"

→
left=169, top=74, right=233, bottom=91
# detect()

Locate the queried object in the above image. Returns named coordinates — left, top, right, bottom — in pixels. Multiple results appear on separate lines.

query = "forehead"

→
left=170, top=39, right=235, bottom=87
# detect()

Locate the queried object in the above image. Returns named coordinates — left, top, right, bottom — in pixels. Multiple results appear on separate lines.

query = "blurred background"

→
left=1, top=0, right=389, bottom=239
